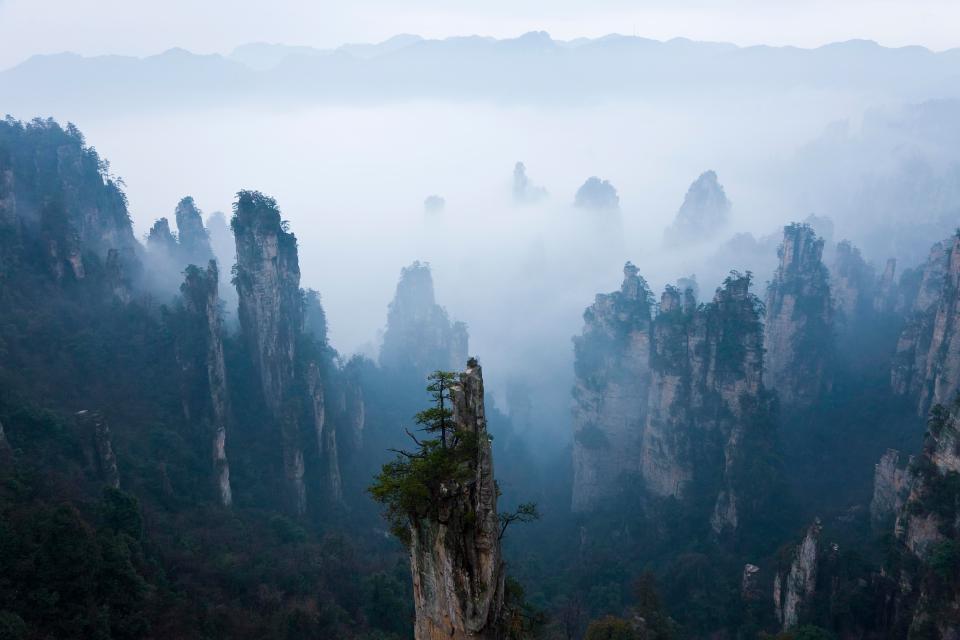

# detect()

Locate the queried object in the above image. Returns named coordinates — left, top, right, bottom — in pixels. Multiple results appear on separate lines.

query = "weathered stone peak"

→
left=891, top=234, right=960, bottom=416
left=410, top=360, right=506, bottom=640
left=571, top=262, right=653, bottom=512
left=146, top=217, right=178, bottom=256
left=174, top=196, right=214, bottom=266
left=773, top=519, right=822, bottom=631
left=763, top=223, right=834, bottom=406
left=663, top=170, right=731, bottom=246
left=380, top=261, right=468, bottom=377
left=169, top=260, right=233, bottom=507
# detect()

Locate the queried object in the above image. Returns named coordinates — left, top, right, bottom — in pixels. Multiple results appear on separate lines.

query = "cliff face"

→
left=763, top=223, right=834, bottom=406
left=773, top=519, right=821, bottom=631
left=75, top=410, right=120, bottom=489
left=232, top=191, right=309, bottom=514
left=174, top=196, right=213, bottom=267
left=891, top=234, right=960, bottom=417
left=167, top=261, right=233, bottom=507
left=409, top=361, right=505, bottom=640
left=571, top=262, right=653, bottom=512
left=662, top=170, right=731, bottom=247
left=380, top=261, right=468, bottom=378
left=572, top=266, right=774, bottom=532
left=879, top=401, right=960, bottom=636
left=643, top=273, right=772, bottom=535
left=869, top=449, right=912, bottom=530
left=831, top=240, right=876, bottom=328
left=0, top=119, right=139, bottom=284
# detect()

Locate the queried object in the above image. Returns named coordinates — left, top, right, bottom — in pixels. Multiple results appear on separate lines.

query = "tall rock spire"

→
left=380, top=261, right=468, bottom=378
left=232, top=190, right=308, bottom=514
left=166, top=260, right=233, bottom=507
left=571, top=262, right=654, bottom=511
left=763, top=223, right=834, bottom=406
left=408, top=359, right=506, bottom=640
left=174, top=196, right=214, bottom=267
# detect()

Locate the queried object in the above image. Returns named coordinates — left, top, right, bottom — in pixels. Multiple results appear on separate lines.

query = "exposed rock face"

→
left=830, top=240, right=876, bottom=328
left=0, top=119, right=140, bottom=283
left=891, top=234, right=960, bottom=417
left=663, top=170, right=731, bottom=246
left=572, top=262, right=653, bottom=512
left=409, top=360, right=505, bottom=640
left=763, top=223, right=834, bottom=406
left=574, top=176, right=619, bottom=211
left=76, top=410, right=120, bottom=489
left=232, top=191, right=345, bottom=512
left=512, top=161, right=547, bottom=204
left=741, top=564, right=761, bottom=601
left=174, top=196, right=214, bottom=266
left=232, top=190, right=309, bottom=514
left=380, top=261, right=468, bottom=378
left=774, top=519, right=821, bottom=631
left=168, top=261, right=233, bottom=507
left=881, top=401, right=960, bottom=636
left=870, top=449, right=911, bottom=530
left=572, top=265, right=774, bottom=531
left=644, top=273, right=772, bottom=536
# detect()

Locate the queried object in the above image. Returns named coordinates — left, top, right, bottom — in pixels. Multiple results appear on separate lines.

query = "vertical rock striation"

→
left=892, top=234, right=960, bottom=417
left=380, top=261, right=468, bottom=378
left=174, top=196, right=214, bottom=267
left=773, top=519, right=821, bottom=631
left=168, top=261, right=233, bottom=507
left=571, top=262, right=653, bottom=512
left=409, top=359, right=505, bottom=640
left=232, top=191, right=345, bottom=512
left=869, top=449, right=911, bottom=530
left=763, top=223, right=834, bottom=406
left=232, top=190, right=309, bottom=514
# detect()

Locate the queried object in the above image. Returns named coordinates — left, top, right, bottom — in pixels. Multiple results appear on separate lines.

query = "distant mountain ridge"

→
left=3, top=31, right=960, bottom=113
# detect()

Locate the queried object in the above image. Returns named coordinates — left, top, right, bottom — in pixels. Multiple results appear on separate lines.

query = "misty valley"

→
left=3, top=28, right=960, bottom=640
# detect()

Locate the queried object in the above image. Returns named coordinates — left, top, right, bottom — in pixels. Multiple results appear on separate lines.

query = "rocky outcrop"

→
left=380, top=261, right=468, bottom=378
left=880, top=401, right=960, bottom=637
left=572, top=265, right=775, bottom=530
left=663, top=170, right=731, bottom=246
left=763, top=223, right=834, bottom=406
left=830, top=240, right=876, bottom=328
left=307, top=361, right=341, bottom=503
left=773, top=519, right=821, bottom=631
left=873, top=258, right=898, bottom=313
left=892, top=234, right=960, bottom=417
left=512, top=161, right=547, bottom=204
left=409, top=360, right=505, bottom=640
left=146, top=217, right=179, bottom=258
left=870, top=449, right=911, bottom=530
left=167, top=261, right=233, bottom=507
left=0, top=119, right=140, bottom=283
left=644, top=273, right=773, bottom=535
left=174, top=197, right=213, bottom=267
left=76, top=410, right=120, bottom=489
left=572, top=262, right=653, bottom=512
left=232, top=190, right=309, bottom=514
left=574, top=176, right=619, bottom=211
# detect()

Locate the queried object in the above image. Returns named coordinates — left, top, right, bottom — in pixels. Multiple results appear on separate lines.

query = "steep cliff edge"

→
left=165, top=261, right=233, bottom=506
left=232, top=190, right=344, bottom=511
left=380, top=261, right=468, bottom=378
left=830, top=239, right=876, bottom=329
left=643, top=272, right=775, bottom=536
left=773, top=519, right=821, bottom=631
left=892, top=234, right=960, bottom=417
left=763, top=223, right=834, bottom=406
left=571, top=262, right=653, bottom=512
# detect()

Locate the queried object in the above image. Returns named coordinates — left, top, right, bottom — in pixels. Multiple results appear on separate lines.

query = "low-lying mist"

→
left=11, top=86, right=959, bottom=448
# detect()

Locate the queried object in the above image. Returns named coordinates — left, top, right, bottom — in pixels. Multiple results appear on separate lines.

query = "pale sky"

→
left=0, top=0, right=958, bottom=70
